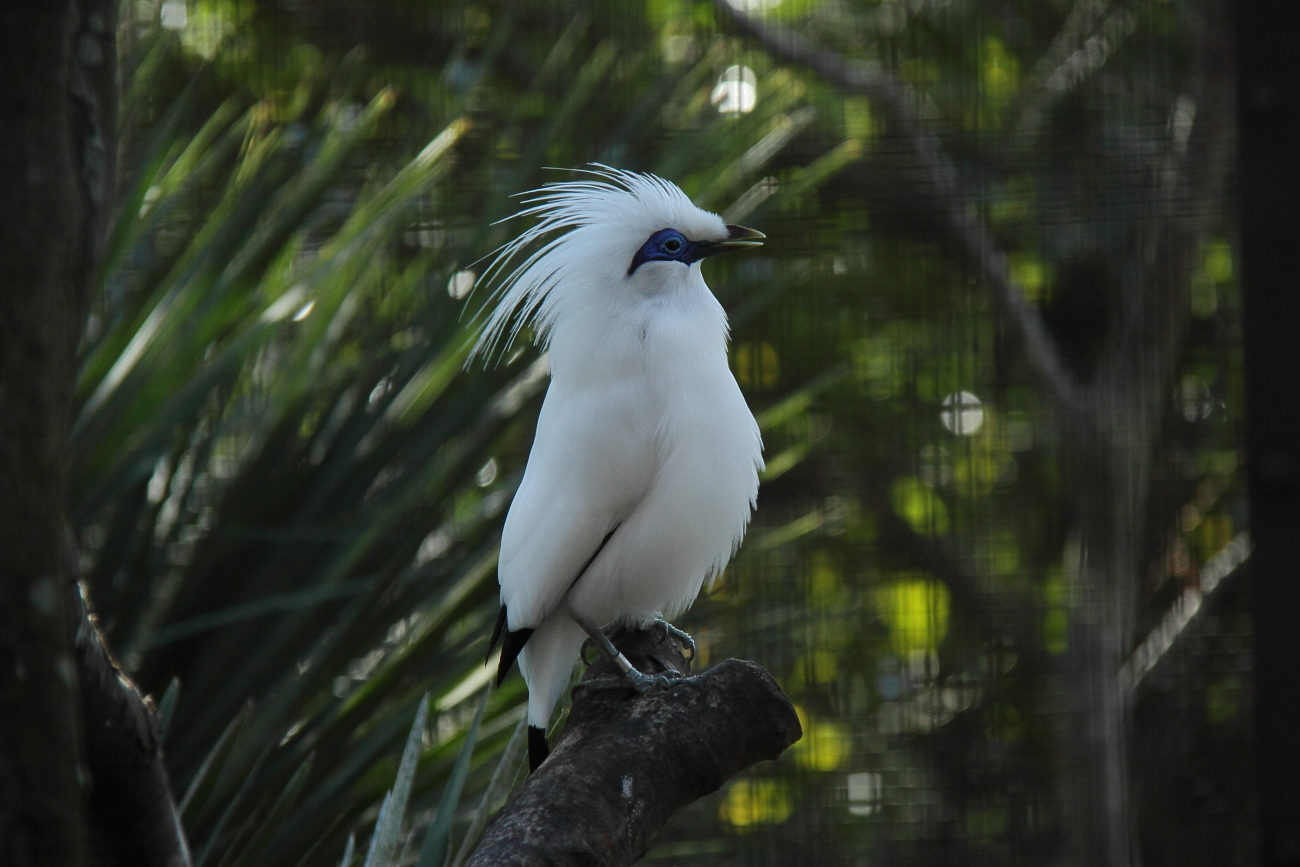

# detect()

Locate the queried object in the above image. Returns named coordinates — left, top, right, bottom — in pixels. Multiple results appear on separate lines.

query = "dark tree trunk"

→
left=468, top=628, right=802, bottom=867
left=0, top=3, right=110, bottom=864
left=1055, top=2, right=1235, bottom=861
left=1, top=4, right=189, bottom=866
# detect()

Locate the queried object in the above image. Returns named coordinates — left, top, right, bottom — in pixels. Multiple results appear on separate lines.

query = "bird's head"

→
left=626, top=223, right=766, bottom=283
left=468, top=166, right=763, bottom=363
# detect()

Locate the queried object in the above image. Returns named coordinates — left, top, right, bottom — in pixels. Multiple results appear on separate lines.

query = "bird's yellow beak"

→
left=689, top=225, right=766, bottom=262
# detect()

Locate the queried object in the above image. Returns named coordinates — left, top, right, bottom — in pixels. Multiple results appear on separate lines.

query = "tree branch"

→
left=1088, top=0, right=1235, bottom=442
left=467, top=628, right=801, bottom=867
left=65, top=539, right=191, bottom=867
left=1119, top=532, right=1249, bottom=694
left=711, top=0, right=1086, bottom=430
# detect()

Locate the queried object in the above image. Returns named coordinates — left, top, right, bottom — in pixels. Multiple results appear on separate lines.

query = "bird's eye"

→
left=662, top=237, right=683, bottom=253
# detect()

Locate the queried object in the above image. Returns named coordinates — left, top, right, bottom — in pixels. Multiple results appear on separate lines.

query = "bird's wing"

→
left=497, top=383, right=654, bottom=630
left=497, top=484, right=615, bottom=629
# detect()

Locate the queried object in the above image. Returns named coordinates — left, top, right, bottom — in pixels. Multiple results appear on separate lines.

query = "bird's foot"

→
left=574, top=616, right=692, bottom=692
left=651, top=618, right=696, bottom=662
left=580, top=667, right=689, bottom=695
left=578, top=619, right=695, bottom=665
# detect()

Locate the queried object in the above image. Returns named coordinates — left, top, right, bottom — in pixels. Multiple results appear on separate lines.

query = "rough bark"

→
left=0, top=3, right=107, bottom=864
left=1, top=3, right=190, bottom=865
left=468, top=628, right=802, bottom=867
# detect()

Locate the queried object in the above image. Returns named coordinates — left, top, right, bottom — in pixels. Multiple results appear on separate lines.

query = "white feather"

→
left=474, top=167, right=764, bottom=730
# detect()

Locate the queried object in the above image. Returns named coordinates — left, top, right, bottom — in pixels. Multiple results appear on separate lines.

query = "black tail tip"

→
left=496, top=626, right=535, bottom=687
left=527, top=725, right=549, bottom=773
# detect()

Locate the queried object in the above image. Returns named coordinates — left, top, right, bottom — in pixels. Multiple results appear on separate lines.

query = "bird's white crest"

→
left=467, top=165, right=728, bottom=364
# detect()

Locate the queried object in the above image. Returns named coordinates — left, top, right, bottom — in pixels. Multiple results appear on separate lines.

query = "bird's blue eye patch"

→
left=628, top=228, right=694, bottom=275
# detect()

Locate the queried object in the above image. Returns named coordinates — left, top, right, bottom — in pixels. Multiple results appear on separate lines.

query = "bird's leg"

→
left=574, top=618, right=683, bottom=695
left=650, top=617, right=696, bottom=662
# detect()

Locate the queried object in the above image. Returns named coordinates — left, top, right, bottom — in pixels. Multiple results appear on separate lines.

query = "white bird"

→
left=472, top=167, right=765, bottom=771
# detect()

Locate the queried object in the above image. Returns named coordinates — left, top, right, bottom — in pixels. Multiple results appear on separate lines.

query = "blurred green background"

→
left=81, top=0, right=1248, bottom=864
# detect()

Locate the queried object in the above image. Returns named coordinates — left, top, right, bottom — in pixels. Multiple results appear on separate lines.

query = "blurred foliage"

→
left=81, top=0, right=1248, bottom=865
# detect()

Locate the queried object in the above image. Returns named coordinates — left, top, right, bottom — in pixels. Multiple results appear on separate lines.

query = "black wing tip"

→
left=528, top=725, right=549, bottom=772
left=495, top=626, right=535, bottom=686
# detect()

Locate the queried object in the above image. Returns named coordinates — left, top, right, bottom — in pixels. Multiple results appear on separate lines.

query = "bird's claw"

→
left=580, top=668, right=687, bottom=696
left=652, top=619, right=696, bottom=662
left=625, top=667, right=685, bottom=694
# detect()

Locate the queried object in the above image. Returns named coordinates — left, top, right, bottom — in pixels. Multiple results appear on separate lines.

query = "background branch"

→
left=1089, top=0, right=1235, bottom=439
left=712, top=0, right=1085, bottom=429
left=467, top=628, right=801, bottom=867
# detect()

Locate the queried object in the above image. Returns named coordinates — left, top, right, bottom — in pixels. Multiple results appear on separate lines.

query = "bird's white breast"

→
left=558, top=270, right=763, bottom=625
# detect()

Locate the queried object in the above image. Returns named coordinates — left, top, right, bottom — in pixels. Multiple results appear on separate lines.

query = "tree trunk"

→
left=0, top=4, right=189, bottom=866
left=1059, top=444, right=1143, bottom=867
left=0, top=2, right=113, bottom=863
left=1056, top=3, right=1235, bottom=860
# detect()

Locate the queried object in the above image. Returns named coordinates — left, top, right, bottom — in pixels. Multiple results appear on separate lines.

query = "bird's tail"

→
left=489, top=604, right=534, bottom=687
left=517, top=613, right=587, bottom=772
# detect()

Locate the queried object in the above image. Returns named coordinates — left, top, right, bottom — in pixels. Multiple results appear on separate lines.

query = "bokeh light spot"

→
left=940, top=390, right=984, bottom=435
left=160, top=0, right=188, bottom=30
left=875, top=574, right=951, bottom=655
left=733, top=341, right=780, bottom=389
left=792, top=706, right=852, bottom=771
left=447, top=269, right=476, bottom=299
left=719, top=778, right=793, bottom=829
left=712, top=66, right=758, bottom=115
left=890, top=476, right=951, bottom=536
left=847, top=772, right=883, bottom=817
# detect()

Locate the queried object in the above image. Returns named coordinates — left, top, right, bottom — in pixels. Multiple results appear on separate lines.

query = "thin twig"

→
left=1119, top=533, right=1250, bottom=693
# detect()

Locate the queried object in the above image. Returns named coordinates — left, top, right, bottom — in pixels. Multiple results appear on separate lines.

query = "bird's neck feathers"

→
left=467, top=167, right=731, bottom=372
left=546, top=271, right=730, bottom=384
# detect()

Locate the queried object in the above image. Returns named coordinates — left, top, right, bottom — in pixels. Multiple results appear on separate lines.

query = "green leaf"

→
left=180, top=702, right=254, bottom=817
left=362, top=695, right=429, bottom=867
left=415, top=685, right=490, bottom=867
left=156, top=677, right=181, bottom=743
left=448, top=715, right=527, bottom=867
